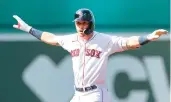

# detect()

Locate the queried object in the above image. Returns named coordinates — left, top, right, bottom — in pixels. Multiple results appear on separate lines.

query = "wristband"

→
left=139, top=36, right=150, bottom=45
left=29, top=28, right=43, bottom=40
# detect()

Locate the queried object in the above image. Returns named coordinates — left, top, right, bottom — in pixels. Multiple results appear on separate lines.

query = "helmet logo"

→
left=77, top=11, right=83, bottom=17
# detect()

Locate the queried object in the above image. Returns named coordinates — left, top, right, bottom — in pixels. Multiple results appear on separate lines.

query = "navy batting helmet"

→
left=74, top=8, right=95, bottom=35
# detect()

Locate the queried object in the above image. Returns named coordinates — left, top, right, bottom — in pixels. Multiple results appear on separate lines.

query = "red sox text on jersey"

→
left=70, top=49, right=102, bottom=58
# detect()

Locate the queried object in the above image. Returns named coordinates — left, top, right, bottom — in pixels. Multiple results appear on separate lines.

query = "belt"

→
left=75, top=85, right=97, bottom=92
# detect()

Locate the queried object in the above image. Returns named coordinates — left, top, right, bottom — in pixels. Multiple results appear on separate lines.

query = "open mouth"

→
left=79, top=31, right=84, bottom=34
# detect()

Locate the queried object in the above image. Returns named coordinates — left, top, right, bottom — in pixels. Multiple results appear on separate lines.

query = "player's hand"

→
left=147, top=29, right=168, bottom=41
left=13, top=15, right=32, bottom=32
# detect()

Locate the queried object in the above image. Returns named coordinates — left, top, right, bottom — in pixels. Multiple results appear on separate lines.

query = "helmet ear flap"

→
left=89, top=21, right=94, bottom=32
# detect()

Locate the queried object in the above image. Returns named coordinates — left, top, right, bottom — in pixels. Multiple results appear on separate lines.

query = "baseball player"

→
left=13, top=8, right=168, bottom=102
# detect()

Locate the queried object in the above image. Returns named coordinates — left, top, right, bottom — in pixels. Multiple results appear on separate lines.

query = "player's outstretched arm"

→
left=13, top=15, right=60, bottom=46
left=125, top=29, right=168, bottom=49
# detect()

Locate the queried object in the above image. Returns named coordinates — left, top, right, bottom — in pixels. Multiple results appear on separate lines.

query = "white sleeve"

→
left=54, top=35, right=71, bottom=52
left=108, top=36, right=128, bottom=54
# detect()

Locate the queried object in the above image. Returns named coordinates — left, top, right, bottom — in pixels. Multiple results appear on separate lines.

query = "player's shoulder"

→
left=95, top=31, right=122, bottom=39
left=60, top=33, right=76, bottom=37
left=58, top=33, right=77, bottom=40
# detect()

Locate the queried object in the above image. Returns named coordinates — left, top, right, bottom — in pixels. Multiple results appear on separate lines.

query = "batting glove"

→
left=13, top=15, right=32, bottom=33
left=147, top=29, right=168, bottom=41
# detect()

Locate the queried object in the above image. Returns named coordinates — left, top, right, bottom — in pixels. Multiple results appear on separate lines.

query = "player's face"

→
left=75, top=21, right=89, bottom=37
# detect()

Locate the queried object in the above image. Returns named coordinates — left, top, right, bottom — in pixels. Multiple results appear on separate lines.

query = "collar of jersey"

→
left=77, top=31, right=97, bottom=43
